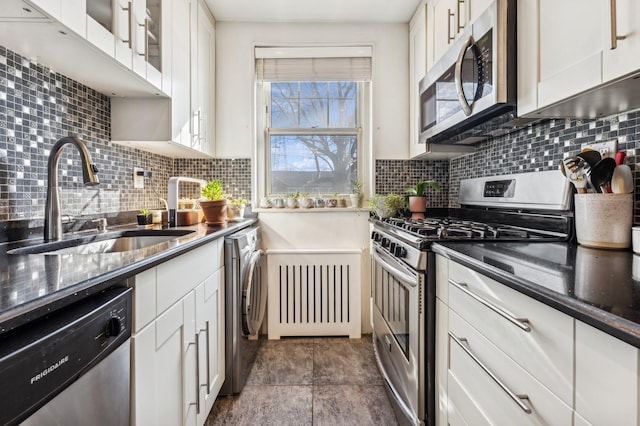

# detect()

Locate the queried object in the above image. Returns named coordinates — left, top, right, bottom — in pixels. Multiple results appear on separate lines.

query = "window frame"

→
left=260, top=80, right=367, bottom=198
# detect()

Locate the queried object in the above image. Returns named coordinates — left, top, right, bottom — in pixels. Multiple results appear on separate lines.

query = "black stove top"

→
left=380, top=215, right=563, bottom=241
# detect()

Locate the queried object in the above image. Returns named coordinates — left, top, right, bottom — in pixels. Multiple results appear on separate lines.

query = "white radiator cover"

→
left=267, top=250, right=362, bottom=339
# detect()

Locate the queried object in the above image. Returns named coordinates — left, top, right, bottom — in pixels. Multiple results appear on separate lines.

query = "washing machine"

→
left=220, top=225, right=267, bottom=395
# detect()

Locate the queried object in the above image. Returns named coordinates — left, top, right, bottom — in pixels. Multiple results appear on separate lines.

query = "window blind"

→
left=255, top=47, right=372, bottom=82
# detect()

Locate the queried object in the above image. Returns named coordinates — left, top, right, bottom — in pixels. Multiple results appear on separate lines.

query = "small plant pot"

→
left=408, top=196, right=428, bottom=219
left=314, top=198, right=326, bottom=208
left=300, top=197, right=314, bottom=209
left=337, top=198, right=347, bottom=208
left=200, top=199, right=227, bottom=225
left=227, top=204, right=245, bottom=222
left=136, top=213, right=153, bottom=225
left=326, top=198, right=338, bottom=208
left=350, top=194, right=363, bottom=208
left=286, top=197, right=298, bottom=208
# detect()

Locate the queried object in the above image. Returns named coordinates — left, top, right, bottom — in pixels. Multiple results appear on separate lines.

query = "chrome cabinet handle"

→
left=195, top=332, right=201, bottom=414
left=457, top=0, right=465, bottom=32
left=449, top=332, right=532, bottom=414
left=447, top=9, right=455, bottom=43
left=609, top=0, right=626, bottom=49
left=448, top=278, right=531, bottom=332
left=138, top=19, right=149, bottom=60
left=187, top=334, right=201, bottom=414
left=454, top=36, right=474, bottom=116
left=204, top=321, right=211, bottom=391
left=120, top=2, right=132, bottom=48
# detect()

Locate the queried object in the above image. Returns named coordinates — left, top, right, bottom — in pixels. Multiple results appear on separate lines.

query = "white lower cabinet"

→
left=436, top=254, right=640, bottom=426
left=575, top=320, right=640, bottom=426
left=130, top=239, right=225, bottom=425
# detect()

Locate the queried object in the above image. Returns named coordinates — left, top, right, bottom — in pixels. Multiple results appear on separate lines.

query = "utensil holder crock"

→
left=574, top=193, right=633, bottom=249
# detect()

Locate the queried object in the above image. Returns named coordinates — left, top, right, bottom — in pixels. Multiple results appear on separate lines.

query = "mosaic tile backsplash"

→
left=375, top=108, right=640, bottom=222
left=0, top=45, right=251, bottom=226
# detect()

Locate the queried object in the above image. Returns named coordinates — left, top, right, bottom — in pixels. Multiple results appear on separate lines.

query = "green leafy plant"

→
left=139, top=208, right=151, bottom=216
left=201, top=179, right=226, bottom=201
left=351, top=178, right=364, bottom=195
left=229, top=198, right=247, bottom=206
left=369, top=193, right=404, bottom=218
left=406, top=180, right=441, bottom=196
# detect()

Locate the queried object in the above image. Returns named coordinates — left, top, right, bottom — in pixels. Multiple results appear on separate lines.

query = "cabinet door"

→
left=114, top=0, right=134, bottom=68
left=192, top=0, right=216, bottom=156
left=467, top=0, right=492, bottom=26
left=195, top=268, right=225, bottom=424
left=132, top=300, right=186, bottom=426
left=575, top=321, right=640, bottom=425
left=602, top=0, right=640, bottom=82
left=536, top=0, right=605, bottom=108
left=170, top=0, right=193, bottom=146
left=132, top=0, right=162, bottom=88
left=59, top=0, right=85, bottom=36
left=430, top=0, right=457, bottom=67
left=435, top=298, right=449, bottom=426
left=409, top=1, right=427, bottom=158
left=86, top=0, right=116, bottom=56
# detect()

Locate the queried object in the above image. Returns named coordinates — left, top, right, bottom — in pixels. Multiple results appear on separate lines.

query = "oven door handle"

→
left=372, top=249, right=418, bottom=288
left=454, top=35, right=474, bottom=116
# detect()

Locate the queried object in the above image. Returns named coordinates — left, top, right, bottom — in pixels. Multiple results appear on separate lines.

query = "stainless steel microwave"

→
left=419, top=0, right=518, bottom=145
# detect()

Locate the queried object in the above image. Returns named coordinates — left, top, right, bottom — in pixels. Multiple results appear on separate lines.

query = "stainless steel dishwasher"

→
left=0, top=286, right=132, bottom=425
left=220, top=226, right=267, bottom=395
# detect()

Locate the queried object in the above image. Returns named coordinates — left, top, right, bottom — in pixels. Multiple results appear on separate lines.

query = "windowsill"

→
left=254, top=207, right=371, bottom=213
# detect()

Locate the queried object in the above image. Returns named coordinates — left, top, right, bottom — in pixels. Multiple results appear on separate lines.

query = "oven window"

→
left=374, top=262, right=410, bottom=359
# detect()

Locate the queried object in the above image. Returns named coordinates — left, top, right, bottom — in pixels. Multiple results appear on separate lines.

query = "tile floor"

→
left=207, top=335, right=399, bottom=425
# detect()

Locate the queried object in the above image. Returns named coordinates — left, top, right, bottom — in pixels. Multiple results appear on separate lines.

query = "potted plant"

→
left=337, top=194, right=348, bottom=208
left=406, top=180, right=440, bottom=219
left=200, top=179, right=227, bottom=225
left=369, top=193, right=404, bottom=219
left=286, top=192, right=300, bottom=208
left=350, top=178, right=364, bottom=208
left=137, top=208, right=153, bottom=225
left=227, top=198, right=247, bottom=221
left=299, top=193, right=314, bottom=209
left=326, top=193, right=339, bottom=208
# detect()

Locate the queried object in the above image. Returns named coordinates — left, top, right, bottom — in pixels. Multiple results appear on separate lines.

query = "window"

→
left=268, top=81, right=360, bottom=194
left=255, top=47, right=372, bottom=198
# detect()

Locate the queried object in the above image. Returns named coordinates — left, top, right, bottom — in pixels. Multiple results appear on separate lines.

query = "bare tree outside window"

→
left=269, top=82, right=359, bottom=194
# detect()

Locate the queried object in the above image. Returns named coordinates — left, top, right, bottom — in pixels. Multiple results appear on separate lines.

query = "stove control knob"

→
left=371, top=232, right=382, bottom=242
left=104, top=317, right=123, bottom=338
left=394, top=246, right=407, bottom=258
left=381, top=238, right=390, bottom=248
left=389, top=242, right=397, bottom=253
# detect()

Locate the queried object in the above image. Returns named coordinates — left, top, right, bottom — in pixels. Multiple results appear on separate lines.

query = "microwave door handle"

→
left=455, top=35, right=474, bottom=116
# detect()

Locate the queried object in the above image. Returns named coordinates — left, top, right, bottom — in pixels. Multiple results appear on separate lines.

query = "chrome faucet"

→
left=167, top=176, right=206, bottom=227
left=44, top=136, right=100, bottom=241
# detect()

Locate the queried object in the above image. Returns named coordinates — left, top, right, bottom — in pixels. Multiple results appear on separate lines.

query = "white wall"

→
left=215, top=21, right=410, bottom=160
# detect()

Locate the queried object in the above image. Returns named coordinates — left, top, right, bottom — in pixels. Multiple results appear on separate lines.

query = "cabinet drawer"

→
left=448, top=310, right=572, bottom=425
left=448, top=262, right=573, bottom=404
left=447, top=370, right=490, bottom=426
left=575, top=320, right=640, bottom=425
left=157, top=242, right=218, bottom=314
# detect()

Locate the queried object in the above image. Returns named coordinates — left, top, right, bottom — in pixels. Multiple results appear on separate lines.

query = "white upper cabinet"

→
left=518, top=0, right=640, bottom=118
left=0, top=0, right=167, bottom=97
left=426, top=0, right=492, bottom=71
left=409, top=1, right=427, bottom=159
left=132, top=0, right=162, bottom=89
left=111, top=0, right=217, bottom=158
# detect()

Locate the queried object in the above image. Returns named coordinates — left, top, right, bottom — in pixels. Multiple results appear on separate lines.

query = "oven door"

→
left=371, top=247, right=424, bottom=425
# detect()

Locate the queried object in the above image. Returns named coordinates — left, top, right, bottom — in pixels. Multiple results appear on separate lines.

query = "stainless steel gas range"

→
left=370, top=170, right=573, bottom=425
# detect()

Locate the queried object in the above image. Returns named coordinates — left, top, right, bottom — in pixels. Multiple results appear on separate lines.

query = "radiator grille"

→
left=267, top=251, right=362, bottom=339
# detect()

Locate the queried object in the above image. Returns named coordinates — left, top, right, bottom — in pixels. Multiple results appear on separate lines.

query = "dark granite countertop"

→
left=0, top=219, right=257, bottom=334
left=433, top=241, right=640, bottom=349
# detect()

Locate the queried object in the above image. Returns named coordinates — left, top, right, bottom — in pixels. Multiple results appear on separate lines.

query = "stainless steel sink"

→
left=7, top=229, right=195, bottom=255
